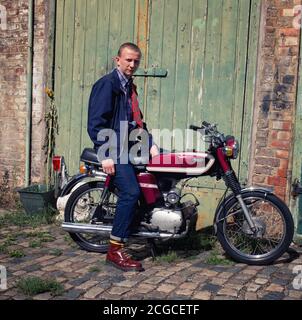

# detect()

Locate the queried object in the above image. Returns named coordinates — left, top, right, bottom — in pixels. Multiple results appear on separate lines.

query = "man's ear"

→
left=115, top=56, right=120, bottom=67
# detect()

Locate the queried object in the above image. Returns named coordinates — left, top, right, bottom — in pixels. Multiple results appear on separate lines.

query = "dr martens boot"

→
left=106, top=240, right=144, bottom=272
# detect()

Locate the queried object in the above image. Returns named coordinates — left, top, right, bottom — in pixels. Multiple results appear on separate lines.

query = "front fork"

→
left=219, top=151, right=257, bottom=232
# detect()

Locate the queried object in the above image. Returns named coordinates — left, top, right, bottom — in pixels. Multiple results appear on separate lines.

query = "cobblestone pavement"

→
left=0, top=221, right=302, bottom=301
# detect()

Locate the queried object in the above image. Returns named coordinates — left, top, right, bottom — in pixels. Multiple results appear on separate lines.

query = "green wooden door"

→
left=54, top=0, right=260, bottom=228
left=290, top=24, right=302, bottom=243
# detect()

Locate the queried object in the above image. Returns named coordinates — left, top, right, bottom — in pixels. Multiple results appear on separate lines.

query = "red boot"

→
left=106, top=240, right=144, bottom=272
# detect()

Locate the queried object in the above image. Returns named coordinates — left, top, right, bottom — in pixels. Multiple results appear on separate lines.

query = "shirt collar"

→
left=116, top=68, right=132, bottom=90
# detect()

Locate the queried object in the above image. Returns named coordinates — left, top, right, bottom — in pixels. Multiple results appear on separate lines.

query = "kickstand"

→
left=147, top=239, right=157, bottom=261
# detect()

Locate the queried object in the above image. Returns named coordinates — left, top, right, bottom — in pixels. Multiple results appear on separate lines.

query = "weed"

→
left=29, top=240, right=42, bottom=248
left=16, top=276, right=64, bottom=297
left=26, top=231, right=55, bottom=242
left=150, top=228, right=217, bottom=260
left=0, top=244, right=9, bottom=254
left=9, top=249, right=26, bottom=258
left=205, top=249, right=234, bottom=266
left=49, top=248, right=63, bottom=256
left=88, top=266, right=101, bottom=273
left=0, top=211, right=56, bottom=228
left=155, top=250, right=179, bottom=264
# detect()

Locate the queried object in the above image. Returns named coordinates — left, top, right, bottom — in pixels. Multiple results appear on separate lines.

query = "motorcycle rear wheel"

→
left=64, top=181, right=116, bottom=253
left=216, top=191, right=294, bottom=265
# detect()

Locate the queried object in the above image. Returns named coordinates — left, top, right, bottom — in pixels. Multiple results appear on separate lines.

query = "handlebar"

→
left=189, top=121, right=226, bottom=146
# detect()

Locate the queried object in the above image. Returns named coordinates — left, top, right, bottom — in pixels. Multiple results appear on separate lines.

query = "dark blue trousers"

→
left=110, top=164, right=140, bottom=242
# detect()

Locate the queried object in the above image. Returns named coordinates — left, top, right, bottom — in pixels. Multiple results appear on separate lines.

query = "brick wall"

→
left=0, top=0, right=49, bottom=205
left=250, top=0, right=302, bottom=202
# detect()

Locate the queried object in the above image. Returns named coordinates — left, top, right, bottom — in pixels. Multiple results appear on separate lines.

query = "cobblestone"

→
left=0, top=223, right=301, bottom=300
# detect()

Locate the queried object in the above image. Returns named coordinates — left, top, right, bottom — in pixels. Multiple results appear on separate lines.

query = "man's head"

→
left=116, top=43, right=141, bottom=78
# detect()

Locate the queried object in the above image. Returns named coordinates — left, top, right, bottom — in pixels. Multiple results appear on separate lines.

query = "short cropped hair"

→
left=117, top=42, right=142, bottom=57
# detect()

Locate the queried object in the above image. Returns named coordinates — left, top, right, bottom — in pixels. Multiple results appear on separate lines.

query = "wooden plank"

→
left=68, top=0, right=87, bottom=174
left=291, top=33, right=302, bottom=236
left=81, top=0, right=99, bottom=161
left=95, top=0, right=111, bottom=78
left=288, top=2, right=302, bottom=238
left=217, top=0, right=240, bottom=174
left=121, top=0, right=135, bottom=43
left=108, top=0, right=123, bottom=71
left=239, top=0, right=261, bottom=182
left=144, top=0, right=165, bottom=133
left=58, top=0, right=75, bottom=168
left=54, top=0, right=64, bottom=154
left=172, top=0, right=193, bottom=150
left=186, top=0, right=208, bottom=130
left=202, top=0, right=223, bottom=123
left=218, top=0, right=239, bottom=134
left=157, top=0, right=178, bottom=133
left=186, top=0, right=216, bottom=189
left=134, top=0, right=150, bottom=116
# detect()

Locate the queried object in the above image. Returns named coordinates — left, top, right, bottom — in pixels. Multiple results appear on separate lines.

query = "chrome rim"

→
left=222, top=196, right=286, bottom=259
left=69, top=187, right=117, bottom=247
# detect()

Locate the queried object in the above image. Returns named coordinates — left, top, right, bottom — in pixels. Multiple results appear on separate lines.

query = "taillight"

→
left=52, top=156, right=63, bottom=172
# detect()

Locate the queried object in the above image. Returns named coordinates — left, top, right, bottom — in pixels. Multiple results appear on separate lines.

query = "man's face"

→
left=116, top=47, right=141, bottom=78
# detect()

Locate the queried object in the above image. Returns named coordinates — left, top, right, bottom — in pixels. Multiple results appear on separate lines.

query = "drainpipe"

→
left=25, top=0, right=34, bottom=187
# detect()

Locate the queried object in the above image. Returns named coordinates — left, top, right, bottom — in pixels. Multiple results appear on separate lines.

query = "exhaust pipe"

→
left=61, top=222, right=188, bottom=239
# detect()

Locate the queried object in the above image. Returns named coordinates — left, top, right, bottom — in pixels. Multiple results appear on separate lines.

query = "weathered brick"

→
left=0, top=0, right=48, bottom=200
left=267, top=176, right=288, bottom=187
left=255, top=157, right=280, bottom=167
left=270, top=140, right=291, bottom=150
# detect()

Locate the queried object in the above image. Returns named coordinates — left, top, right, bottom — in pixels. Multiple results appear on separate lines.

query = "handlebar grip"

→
left=189, top=125, right=202, bottom=131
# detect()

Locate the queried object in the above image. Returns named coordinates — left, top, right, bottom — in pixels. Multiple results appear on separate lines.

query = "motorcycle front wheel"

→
left=64, top=181, right=117, bottom=253
left=216, top=191, right=294, bottom=265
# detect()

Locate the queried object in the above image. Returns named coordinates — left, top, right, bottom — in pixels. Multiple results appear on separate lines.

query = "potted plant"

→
left=18, top=88, right=58, bottom=215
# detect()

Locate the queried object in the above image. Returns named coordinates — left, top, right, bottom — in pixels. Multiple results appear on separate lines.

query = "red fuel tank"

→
left=146, top=152, right=215, bottom=176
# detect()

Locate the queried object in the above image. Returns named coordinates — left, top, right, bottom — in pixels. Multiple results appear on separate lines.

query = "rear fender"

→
left=60, top=173, right=107, bottom=197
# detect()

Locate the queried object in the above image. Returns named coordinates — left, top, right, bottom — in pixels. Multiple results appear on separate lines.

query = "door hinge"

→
left=292, top=178, right=302, bottom=197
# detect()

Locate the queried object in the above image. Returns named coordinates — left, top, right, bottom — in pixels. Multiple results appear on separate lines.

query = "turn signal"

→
left=79, top=164, right=87, bottom=174
left=223, top=146, right=233, bottom=157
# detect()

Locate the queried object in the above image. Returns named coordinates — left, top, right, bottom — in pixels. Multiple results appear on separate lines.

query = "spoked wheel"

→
left=64, top=181, right=117, bottom=253
left=216, top=191, right=294, bottom=265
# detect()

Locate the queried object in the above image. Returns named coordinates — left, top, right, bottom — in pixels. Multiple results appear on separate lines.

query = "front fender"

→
left=213, top=186, right=274, bottom=233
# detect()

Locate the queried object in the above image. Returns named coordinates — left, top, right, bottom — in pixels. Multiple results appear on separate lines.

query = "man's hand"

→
left=101, top=159, right=115, bottom=175
left=150, top=144, right=160, bottom=158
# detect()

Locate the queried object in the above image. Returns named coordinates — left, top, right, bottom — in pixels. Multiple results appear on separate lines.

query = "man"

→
left=88, top=43, right=159, bottom=272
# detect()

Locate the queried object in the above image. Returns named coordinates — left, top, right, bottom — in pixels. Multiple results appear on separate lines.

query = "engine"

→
left=150, top=207, right=183, bottom=233
left=149, top=199, right=198, bottom=234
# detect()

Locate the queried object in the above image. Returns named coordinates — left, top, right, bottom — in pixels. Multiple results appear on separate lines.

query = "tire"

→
left=216, top=191, right=294, bottom=265
left=64, top=181, right=117, bottom=253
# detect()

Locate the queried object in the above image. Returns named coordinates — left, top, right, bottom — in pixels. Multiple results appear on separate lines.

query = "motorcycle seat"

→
left=80, top=148, right=100, bottom=166
left=80, top=148, right=147, bottom=170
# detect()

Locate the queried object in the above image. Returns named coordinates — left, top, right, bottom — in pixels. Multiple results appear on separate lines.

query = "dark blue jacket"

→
left=87, top=69, right=153, bottom=162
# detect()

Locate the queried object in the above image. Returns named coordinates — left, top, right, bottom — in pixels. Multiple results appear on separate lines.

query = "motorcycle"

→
left=54, top=121, right=294, bottom=265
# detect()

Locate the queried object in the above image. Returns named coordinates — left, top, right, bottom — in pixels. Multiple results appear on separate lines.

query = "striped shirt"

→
left=116, top=68, right=133, bottom=121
